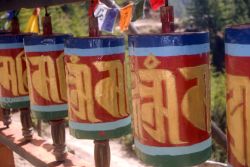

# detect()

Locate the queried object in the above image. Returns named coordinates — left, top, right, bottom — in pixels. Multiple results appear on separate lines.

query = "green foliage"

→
left=211, top=70, right=226, bottom=131
left=120, top=134, right=135, bottom=154
left=211, top=69, right=227, bottom=162
left=169, top=0, right=191, bottom=18
left=211, top=140, right=227, bottom=163
left=188, top=0, right=250, bottom=32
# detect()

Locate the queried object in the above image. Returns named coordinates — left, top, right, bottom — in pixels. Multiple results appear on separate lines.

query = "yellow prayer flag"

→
left=24, top=8, right=40, bottom=33
left=119, top=3, right=133, bottom=32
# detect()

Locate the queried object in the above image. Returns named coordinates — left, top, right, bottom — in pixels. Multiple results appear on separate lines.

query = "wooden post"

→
left=94, top=140, right=110, bottom=167
left=0, top=143, right=15, bottom=167
left=10, top=16, right=20, bottom=34
left=20, top=108, right=33, bottom=142
left=2, top=109, right=11, bottom=128
left=89, top=15, right=100, bottom=37
left=37, top=120, right=42, bottom=137
left=50, top=119, right=67, bottom=162
left=41, top=7, right=67, bottom=162
left=160, top=0, right=174, bottom=33
left=88, top=1, right=110, bottom=166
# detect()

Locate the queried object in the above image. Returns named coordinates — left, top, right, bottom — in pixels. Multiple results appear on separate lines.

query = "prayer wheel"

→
left=0, top=34, right=31, bottom=109
left=23, top=34, right=70, bottom=121
left=128, top=32, right=211, bottom=167
left=225, top=25, right=250, bottom=167
left=64, top=36, right=131, bottom=140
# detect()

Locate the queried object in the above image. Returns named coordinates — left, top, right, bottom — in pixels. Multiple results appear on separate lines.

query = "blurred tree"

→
left=187, top=0, right=241, bottom=32
left=188, top=0, right=250, bottom=72
left=242, top=0, right=250, bottom=17
left=169, top=0, right=190, bottom=18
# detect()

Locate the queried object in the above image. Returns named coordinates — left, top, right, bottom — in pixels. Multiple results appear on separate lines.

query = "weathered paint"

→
left=0, top=34, right=31, bottom=109
left=225, top=26, right=250, bottom=167
left=128, top=32, right=211, bottom=167
left=23, top=35, right=70, bottom=120
left=64, top=36, right=131, bottom=140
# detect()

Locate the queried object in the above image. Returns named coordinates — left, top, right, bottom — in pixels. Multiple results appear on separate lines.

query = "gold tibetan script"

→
left=66, top=57, right=127, bottom=123
left=227, top=74, right=250, bottom=166
left=27, top=53, right=67, bottom=104
left=132, top=55, right=210, bottom=144
left=0, top=51, right=28, bottom=96
left=180, top=65, right=211, bottom=133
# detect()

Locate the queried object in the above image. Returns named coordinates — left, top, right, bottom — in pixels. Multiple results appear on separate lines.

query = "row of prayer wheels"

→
left=0, top=24, right=249, bottom=167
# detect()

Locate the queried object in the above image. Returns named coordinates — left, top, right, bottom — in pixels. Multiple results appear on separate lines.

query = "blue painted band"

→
left=65, top=36, right=124, bottom=49
left=226, top=43, right=250, bottom=57
left=0, top=34, right=31, bottom=44
left=24, top=44, right=64, bottom=52
left=64, top=46, right=125, bottom=56
left=69, top=116, right=131, bottom=131
left=31, top=104, right=68, bottom=112
left=0, top=96, right=29, bottom=103
left=23, top=34, right=71, bottom=46
left=0, top=43, right=23, bottom=49
left=128, top=32, right=209, bottom=48
left=135, top=137, right=212, bottom=156
left=129, top=43, right=209, bottom=57
left=225, top=27, right=250, bottom=44
left=0, top=31, right=8, bottom=34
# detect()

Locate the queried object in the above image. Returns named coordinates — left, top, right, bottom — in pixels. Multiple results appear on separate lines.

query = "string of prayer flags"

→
left=119, top=3, right=133, bottom=32
left=94, top=3, right=118, bottom=32
left=149, top=0, right=164, bottom=11
left=24, top=8, right=40, bottom=33
left=132, top=0, right=144, bottom=22
left=92, top=0, right=147, bottom=33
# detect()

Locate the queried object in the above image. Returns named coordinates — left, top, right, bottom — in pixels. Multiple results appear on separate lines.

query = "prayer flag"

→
left=94, top=3, right=110, bottom=30
left=132, top=0, right=144, bottom=22
left=95, top=3, right=118, bottom=32
left=150, top=0, right=164, bottom=11
left=119, top=3, right=133, bottom=32
left=25, top=8, right=40, bottom=33
left=102, top=8, right=119, bottom=32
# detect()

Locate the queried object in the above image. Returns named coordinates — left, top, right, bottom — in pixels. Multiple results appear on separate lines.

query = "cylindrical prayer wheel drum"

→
left=128, top=32, right=211, bottom=167
left=23, top=35, right=70, bottom=121
left=0, top=34, right=31, bottom=109
left=225, top=25, right=250, bottom=167
left=64, top=36, right=131, bottom=140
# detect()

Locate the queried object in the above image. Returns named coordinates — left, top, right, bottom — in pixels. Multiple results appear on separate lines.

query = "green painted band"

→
left=0, top=101, right=30, bottom=109
left=135, top=146, right=211, bottom=167
left=69, top=123, right=131, bottom=140
left=31, top=110, right=68, bottom=121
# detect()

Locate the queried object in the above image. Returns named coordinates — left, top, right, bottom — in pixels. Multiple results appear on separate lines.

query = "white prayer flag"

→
left=94, top=3, right=110, bottom=30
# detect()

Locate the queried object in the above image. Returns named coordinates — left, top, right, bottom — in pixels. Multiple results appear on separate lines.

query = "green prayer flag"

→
left=132, top=0, right=144, bottom=22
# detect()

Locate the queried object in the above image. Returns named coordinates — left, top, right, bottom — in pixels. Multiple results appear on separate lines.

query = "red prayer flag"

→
left=150, top=0, right=164, bottom=11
